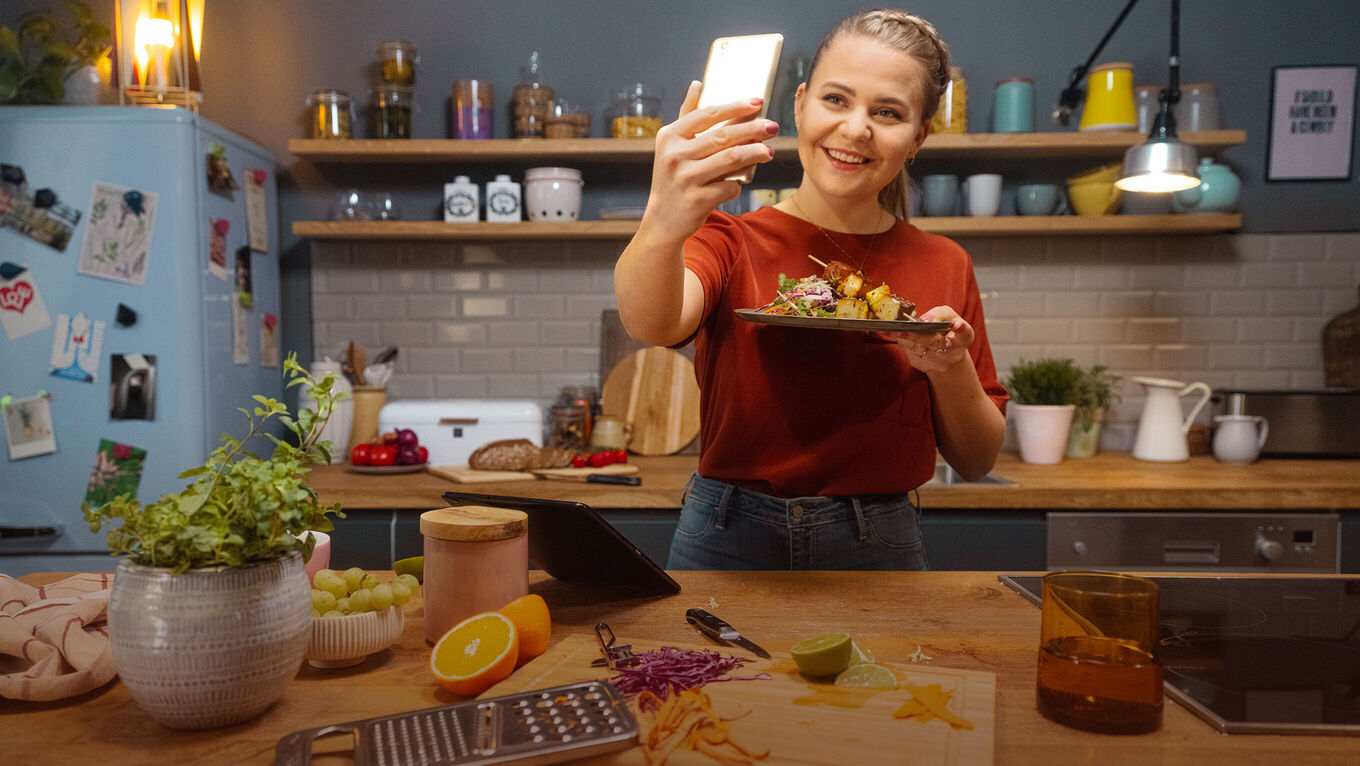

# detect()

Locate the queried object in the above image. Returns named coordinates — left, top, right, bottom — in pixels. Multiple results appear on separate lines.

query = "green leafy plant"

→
left=83, top=355, right=347, bottom=575
left=0, top=0, right=111, bottom=105
left=1074, top=364, right=1122, bottom=430
left=1003, top=358, right=1083, bottom=406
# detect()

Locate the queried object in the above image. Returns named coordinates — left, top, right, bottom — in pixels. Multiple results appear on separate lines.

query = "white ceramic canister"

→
left=524, top=166, right=583, bottom=221
left=443, top=175, right=480, bottom=222
left=301, top=360, right=353, bottom=463
left=485, top=174, right=523, bottom=222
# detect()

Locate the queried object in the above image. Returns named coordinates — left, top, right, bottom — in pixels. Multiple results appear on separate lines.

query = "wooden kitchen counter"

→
left=8, top=570, right=1356, bottom=766
left=308, top=452, right=1360, bottom=511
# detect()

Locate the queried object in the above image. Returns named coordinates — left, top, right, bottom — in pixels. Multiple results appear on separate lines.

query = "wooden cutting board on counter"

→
left=481, top=633, right=995, bottom=765
left=428, top=463, right=640, bottom=483
left=601, top=347, right=701, bottom=456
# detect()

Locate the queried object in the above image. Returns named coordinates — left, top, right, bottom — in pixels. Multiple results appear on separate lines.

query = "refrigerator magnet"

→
left=49, top=312, right=106, bottom=383
left=206, top=143, right=239, bottom=191
left=85, top=438, right=146, bottom=506
left=208, top=218, right=229, bottom=281
left=260, top=313, right=279, bottom=368
left=77, top=182, right=158, bottom=286
left=245, top=169, right=268, bottom=253
left=0, top=262, right=53, bottom=341
left=2, top=393, right=57, bottom=460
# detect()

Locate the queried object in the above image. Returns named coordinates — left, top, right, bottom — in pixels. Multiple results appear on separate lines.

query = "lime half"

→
left=834, top=662, right=899, bottom=690
left=393, top=555, right=424, bottom=584
left=849, top=640, right=876, bottom=666
left=790, top=631, right=853, bottom=678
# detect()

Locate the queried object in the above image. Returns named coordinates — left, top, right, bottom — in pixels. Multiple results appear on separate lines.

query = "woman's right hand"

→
left=640, top=81, right=779, bottom=242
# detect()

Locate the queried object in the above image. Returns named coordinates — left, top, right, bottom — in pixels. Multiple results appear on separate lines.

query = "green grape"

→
left=348, top=587, right=373, bottom=613
left=313, top=568, right=338, bottom=586
left=336, top=597, right=350, bottom=614
left=312, top=609, right=322, bottom=619
left=320, top=577, right=348, bottom=599
left=361, top=573, right=382, bottom=590
left=394, top=573, right=420, bottom=592
left=343, top=567, right=365, bottom=593
left=311, top=589, right=337, bottom=614
left=370, top=583, right=395, bottom=610
left=390, top=582, right=412, bottom=606
left=320, top=609, right=345, bottom=619
left=313, top=570, right=343, bottom=591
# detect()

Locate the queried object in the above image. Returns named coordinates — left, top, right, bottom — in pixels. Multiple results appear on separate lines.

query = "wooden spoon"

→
left=347, top=340, right=367, bottom=386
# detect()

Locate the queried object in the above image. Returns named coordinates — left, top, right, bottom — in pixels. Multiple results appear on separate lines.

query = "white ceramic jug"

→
left=1131, top=376, right=1212, bottom=462
left=1212, top=414, right=1269, bottom=464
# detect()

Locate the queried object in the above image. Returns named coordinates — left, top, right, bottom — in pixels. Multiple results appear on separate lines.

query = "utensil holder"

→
left=349, top=385, right=387, bottom=451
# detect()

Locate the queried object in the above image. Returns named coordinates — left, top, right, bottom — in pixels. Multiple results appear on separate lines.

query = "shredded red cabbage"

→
left=608, top=646, right=771, bottom=711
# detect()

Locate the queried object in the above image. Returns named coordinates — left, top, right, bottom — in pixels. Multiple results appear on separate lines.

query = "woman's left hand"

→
left=892, top=306, right=973, bottom=373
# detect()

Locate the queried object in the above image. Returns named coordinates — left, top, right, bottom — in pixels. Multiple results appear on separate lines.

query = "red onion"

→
left=608, top=646, right=771, bottom=711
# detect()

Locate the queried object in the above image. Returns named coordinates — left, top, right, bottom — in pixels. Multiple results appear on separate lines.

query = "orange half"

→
left=499, top=594, right=551, bottom=666
left=431, top=611, right=519, bottom=696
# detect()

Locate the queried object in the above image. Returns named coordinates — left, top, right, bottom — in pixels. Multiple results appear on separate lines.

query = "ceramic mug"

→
left=964, top=173, right=1003, bottom=217
left=921, top=174, right=960, bottom=217
left=588, top=415, right=634, bottom=452
left=1212, top=415, right=1268, bottom=464
left=1015, top=184, right=1067, bottom=216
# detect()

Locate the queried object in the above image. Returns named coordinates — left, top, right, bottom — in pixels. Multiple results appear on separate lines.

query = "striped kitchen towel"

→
left=0, top=573, right=116, bottom=701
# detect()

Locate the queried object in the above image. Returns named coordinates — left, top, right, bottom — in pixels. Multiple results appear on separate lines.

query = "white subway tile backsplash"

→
left=309, top=232, right=1360, bottom=407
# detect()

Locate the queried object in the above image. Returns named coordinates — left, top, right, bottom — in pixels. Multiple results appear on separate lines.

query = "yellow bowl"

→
left=1068, top=180, right=1123, bottom=216
left=1066, top=162, right=1122, bottom=186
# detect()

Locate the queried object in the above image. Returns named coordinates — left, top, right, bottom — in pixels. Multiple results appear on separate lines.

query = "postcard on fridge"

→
left=77, top=181, right=159, bottom=286
left=3, top=394, right=57, bottom=460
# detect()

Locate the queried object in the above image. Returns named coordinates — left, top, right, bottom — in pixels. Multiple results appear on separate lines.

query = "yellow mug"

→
left=1080, top=62, right=1137, bottom=131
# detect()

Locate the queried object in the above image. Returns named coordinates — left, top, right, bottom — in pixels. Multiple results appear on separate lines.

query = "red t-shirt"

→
left=682, top=206, right=1008, bottom=497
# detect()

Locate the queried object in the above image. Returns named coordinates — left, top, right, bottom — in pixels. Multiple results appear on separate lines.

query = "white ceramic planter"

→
left=1065, top=407, right=1105, bottom=458
left=108, top=553, right=311, bottom=729
left=524, top=166, right=583, bottom=221
left=1013, top=403, right=1076, bottom=464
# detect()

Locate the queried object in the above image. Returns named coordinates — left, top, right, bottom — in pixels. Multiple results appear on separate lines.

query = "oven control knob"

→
left=1255, top=536, right=1284, bottom=562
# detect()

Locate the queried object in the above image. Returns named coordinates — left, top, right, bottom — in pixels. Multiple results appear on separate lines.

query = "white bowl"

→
left=306, top=605, right=404, bottom=668
left=525, top=166, right=583, bottom=221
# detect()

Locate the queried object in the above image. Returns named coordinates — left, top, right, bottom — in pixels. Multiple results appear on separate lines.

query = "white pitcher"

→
left=1131, top=376, right=1212, bottom=462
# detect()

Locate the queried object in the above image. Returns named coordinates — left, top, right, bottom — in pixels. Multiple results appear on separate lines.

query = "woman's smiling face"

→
left=795, top=35, right=931, bottom=204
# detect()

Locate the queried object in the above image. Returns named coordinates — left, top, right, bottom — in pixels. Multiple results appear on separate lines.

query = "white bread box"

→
left=378, top=399, right=543, bottom=467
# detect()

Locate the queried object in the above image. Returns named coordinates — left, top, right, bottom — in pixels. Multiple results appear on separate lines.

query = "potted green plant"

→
left=82, top=355, right=346, bottom=729
left=1066, top=364, right=1122, bottom=458
left=0, top=1, right=111, bottom=105
left=1003, top=358, right=1082, bottom=464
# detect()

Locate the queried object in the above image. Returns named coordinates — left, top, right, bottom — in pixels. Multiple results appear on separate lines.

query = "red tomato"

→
left=571, top=455, right=587, bottom=469
left=588, top=452, right=607, bottom=468
left=350, top=443, right=372, bottom=466
left=370, top=444, right=397, bottom=467
left=611, top=449, right=628, bottom=464
left=417, top=445, right=428, bottom=464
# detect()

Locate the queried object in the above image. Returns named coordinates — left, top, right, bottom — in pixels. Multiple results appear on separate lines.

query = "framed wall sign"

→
left=1266, top=65, right=1357, bottom=181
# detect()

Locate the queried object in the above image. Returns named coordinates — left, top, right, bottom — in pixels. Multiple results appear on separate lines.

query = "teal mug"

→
left=1015, top=184, right=1067, bottom=216
left=993, top=77, right=1036, bottom=133
left=921, top=174, right=960, bottom=217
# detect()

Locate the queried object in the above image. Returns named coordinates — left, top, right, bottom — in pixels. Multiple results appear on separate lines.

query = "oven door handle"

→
left=0, top=524, right=64, bottom=540
left=1163, top=540, right=1220, bottom=564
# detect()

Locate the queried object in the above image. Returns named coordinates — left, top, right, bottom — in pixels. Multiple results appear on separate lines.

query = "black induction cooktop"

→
left=1000, top=575, right=1360, bottom=735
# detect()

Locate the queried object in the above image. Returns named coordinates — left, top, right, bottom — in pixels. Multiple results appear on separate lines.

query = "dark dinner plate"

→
left=345, top=462, right=429, bottom=474
left=734, top=308, right=951, bottom=333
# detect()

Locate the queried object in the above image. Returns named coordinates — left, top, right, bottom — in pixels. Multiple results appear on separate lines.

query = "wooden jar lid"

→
left=420, top=506, right=527, bottom=542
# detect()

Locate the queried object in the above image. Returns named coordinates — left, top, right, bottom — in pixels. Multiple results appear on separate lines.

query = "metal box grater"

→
left=275, top=680, right=638, bottom=765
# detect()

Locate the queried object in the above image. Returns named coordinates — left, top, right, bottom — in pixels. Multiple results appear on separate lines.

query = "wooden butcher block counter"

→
left=307, top=452, right=1360, bottom=511
left=9, top=570, right=1357, bottom=766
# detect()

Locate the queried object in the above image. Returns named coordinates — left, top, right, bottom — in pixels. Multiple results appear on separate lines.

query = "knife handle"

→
left=685, top=608, right=731, bottom=639
left=587, top=474, right=641, bottom=485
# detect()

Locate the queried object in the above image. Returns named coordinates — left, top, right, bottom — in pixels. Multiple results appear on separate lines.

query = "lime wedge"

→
left=834, top=662, right=898, bottom=690
left=393, top=555, right=424, bottom=584
left=790, top=631, right=853, bottom=678
left=849, top=640, right=876, bottom=666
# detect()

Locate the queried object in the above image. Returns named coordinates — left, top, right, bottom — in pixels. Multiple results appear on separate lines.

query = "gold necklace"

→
left=787, top=195, right=888, bottom=273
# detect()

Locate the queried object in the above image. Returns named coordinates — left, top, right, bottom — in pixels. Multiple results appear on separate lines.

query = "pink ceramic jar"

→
left=420, top=505, right=529, bottom=644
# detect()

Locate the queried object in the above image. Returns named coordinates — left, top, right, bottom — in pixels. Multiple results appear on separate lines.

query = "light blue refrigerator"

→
left=0, top=107, right=281, bottom=576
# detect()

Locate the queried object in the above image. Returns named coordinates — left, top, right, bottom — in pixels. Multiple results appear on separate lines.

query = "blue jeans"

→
left=666, top=473, right=930, bottom=571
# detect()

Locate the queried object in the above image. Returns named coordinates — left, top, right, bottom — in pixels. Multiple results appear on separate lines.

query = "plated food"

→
left=740, top=256, right=950, bottom=333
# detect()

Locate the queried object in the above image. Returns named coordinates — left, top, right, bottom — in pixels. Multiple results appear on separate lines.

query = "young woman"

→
left=614, top=9, right=1008, bottom=570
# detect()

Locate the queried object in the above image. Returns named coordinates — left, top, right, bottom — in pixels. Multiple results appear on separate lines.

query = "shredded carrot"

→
left=635, top=687, right=770, bottom=766
left=895, top=683, right=975, bottom=731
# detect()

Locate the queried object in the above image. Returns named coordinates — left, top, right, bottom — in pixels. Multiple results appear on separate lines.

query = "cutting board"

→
left=481, top=633, right=995, bottom=765
left=428, top=463, right=640, bottom=483
left=601, top=347, right=701, bottom=456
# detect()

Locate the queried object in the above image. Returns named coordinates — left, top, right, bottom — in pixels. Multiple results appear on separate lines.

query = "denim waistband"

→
left=684, top=472, right=915, bottom=537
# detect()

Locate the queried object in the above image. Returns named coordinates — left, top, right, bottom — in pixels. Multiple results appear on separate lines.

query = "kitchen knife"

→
left=685, top=608, right=771, bottom=658
left=531, top=472, right=641, bottom=485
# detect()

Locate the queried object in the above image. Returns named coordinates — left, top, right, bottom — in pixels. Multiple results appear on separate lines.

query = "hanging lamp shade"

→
left=1116, top=135, right=1201, bottom=193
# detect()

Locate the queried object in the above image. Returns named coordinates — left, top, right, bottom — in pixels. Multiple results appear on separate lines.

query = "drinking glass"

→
left=1037, top=571, right=1163, bottom=734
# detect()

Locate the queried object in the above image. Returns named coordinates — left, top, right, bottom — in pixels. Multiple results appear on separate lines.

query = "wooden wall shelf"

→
left=288, top=130, right=1246, bottom=164
left=293, top=214, right=1241, bottom=241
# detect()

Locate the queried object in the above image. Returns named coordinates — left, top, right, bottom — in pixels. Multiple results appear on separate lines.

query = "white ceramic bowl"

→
left=525, top=166, right=583, bottom=221
left=306, top=605, right=404, bottom=668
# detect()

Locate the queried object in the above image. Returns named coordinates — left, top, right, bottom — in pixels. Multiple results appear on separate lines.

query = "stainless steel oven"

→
left=1047, top=511, right=1340, bottom=573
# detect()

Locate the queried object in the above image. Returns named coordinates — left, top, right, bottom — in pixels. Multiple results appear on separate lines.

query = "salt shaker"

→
left=421, top=505, right=529, bottom=644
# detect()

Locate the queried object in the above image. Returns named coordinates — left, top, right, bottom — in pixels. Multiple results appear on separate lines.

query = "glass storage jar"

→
left=548, top=403, right=587, bottom=451
left=307, top=89, right=352, bottom=139
left=931, top=67, right=967, bottom=134
left=377, top=39, right=418, bottom=85
left=609, top=83, right=663, bottom=138
left=373, top=85, right=414, bottom=139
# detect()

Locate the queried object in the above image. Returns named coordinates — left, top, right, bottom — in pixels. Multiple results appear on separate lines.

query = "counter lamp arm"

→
left=1052, top=0, right=1142, bottom=127
left=1116, top=0, right=1201, bottom=193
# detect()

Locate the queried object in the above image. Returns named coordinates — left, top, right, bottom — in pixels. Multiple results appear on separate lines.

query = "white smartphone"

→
left=695, top=33, right=785, bottom=184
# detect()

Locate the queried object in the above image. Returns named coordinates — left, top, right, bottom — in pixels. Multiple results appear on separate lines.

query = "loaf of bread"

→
left=467, top=439, right=573, bottom=471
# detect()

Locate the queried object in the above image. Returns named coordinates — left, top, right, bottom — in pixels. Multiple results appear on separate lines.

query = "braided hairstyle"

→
left=807, top=9, right=952, bottom=218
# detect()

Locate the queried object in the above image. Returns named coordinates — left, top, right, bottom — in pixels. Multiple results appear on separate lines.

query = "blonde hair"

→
left=808, top=9, right=951, bottom=218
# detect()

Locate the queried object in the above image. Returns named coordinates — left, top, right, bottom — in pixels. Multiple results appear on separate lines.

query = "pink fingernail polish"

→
left=764, top=121, right=778, bottom=136
left=767, top=145, right=776, bottom=158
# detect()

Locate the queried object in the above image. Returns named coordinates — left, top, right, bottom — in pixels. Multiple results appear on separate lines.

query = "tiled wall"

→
left=310, top=232, right=1360, bottom=446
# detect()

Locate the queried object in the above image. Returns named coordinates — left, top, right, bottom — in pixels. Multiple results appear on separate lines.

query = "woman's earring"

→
left=906, top=156, right=916, bottom=167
